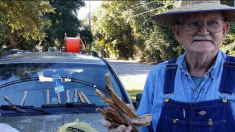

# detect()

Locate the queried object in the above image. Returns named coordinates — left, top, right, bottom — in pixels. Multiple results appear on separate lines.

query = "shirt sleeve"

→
left=137, top=69, right=155, bottom=132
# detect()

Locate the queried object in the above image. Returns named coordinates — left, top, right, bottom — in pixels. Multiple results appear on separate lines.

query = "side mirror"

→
left=132, top=92, right=142, bottom=110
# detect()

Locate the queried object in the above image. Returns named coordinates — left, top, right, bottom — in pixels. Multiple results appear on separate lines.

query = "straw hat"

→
left=151, top=0, right=235, bottom=27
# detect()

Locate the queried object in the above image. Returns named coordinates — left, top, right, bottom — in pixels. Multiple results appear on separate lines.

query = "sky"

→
left=77, top=1, right=102, bottom=20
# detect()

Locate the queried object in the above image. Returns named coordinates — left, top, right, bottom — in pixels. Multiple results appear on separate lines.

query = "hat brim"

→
left=151, top=3, right=235, bottom=27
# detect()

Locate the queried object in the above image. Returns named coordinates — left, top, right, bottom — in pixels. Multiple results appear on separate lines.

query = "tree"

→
left=128, top=0, right=183, bottom=62
left=0, top=1, right=54, bottom=52
left=221, top=0, right=234, bottom=7
left=92, top=0, right=183, bottom=61
left=92, top=1, right=137, bottom=59
left=92, top=0, right=235, bottom=62
left=218, top=0, right=235, bottom=56
left=41, top=0, right=86, bottom=51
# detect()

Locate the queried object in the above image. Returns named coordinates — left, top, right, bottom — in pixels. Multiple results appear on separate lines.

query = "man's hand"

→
left=100, top=104, right=134, bottom=132
left=101, top=119, right=133, bottom=132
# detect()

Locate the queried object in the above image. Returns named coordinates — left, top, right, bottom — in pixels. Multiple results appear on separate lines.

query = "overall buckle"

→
left=164, top=93, right=174, bottom=102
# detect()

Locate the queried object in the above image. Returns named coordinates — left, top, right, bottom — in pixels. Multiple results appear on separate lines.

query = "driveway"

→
left=105, top=58, right=156, bottom=90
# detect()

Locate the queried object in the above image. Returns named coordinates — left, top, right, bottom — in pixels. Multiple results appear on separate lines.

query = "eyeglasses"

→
left=179, top=19, right=224, bottom=34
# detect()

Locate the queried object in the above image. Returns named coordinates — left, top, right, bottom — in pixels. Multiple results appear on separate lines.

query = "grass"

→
left=119, top=76, right=144, bottom=101
left=127, top=89, right=143, bottom=101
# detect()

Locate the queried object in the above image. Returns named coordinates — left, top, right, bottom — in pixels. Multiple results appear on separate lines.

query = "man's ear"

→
left=223, top=22, right=230, bottom=39
left=173, top=25, right=181, bottom=43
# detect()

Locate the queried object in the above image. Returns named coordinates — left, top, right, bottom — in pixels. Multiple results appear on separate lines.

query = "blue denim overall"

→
left=155, top=56, right=235, bottom=132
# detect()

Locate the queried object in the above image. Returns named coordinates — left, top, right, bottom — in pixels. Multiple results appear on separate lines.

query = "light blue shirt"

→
left=191, top=75, right=205, bottom=89
left=137, top=50, right=235, bottom=132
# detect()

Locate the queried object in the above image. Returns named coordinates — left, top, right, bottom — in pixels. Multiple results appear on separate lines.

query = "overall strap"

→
left=164, top=58, right=178, bottom=94
left=219, top=55, right=235, bottom=94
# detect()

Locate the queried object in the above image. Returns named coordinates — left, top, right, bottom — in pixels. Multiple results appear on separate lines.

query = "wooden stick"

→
left=47, top=89, right=50, bottom=104
left=57, top=90, right=61, bottom=104
left=3, top=95, right=14, bottom=105
left=66, top=90, right=70, bottom=103
left=74, top=89, right=77, bottom=102
left=95, top=73, right=152, bottom=132
left=80, top=91, right=91, bottom=104
left=20, top=91, right=28, bottom=106
left=78, top=91, right=85, bottom=103
left=3, top=95, right=25, bottom=112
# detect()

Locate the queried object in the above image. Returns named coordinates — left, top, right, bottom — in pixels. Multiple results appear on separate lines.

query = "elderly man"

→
left=102, top=0, right=235, bottom=132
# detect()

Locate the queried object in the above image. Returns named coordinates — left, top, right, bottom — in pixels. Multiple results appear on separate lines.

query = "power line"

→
left=133, top=1, right=180, bottom=17
left=131, top=0, right=159, bottom=11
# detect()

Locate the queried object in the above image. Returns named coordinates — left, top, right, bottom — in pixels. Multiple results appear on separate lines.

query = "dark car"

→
left=0, top=52, right=133, bottom=132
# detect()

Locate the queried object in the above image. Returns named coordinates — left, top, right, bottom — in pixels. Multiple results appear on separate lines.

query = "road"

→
left=105, top=58, right=156, bottom=90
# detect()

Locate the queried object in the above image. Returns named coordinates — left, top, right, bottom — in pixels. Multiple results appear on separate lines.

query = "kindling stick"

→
left=67, top=90, right=70, bottom=103
left=78, top=91, right=85, bottom=103
left=47, top=89, right=50, bottom=104
left=57, top=90, right=61, bottom=104
left=74, top=89, right=77, bottom=102
left=3, top=95, right=25, bottom=112
left=20, top=91, right=28, bottom=106
left=80, top=91, right=91, bottom=104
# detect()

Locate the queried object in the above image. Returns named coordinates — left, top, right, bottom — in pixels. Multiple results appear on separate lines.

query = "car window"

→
left=0, top=63, right=124, bottom=107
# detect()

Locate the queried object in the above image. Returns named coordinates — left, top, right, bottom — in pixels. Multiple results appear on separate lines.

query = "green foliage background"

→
left=0, top=1, right=54, bottom=55
left=0, top=0, right=93, bottom=55
left=0, top=0, right=235, bottom=62
left=91, top=0, right=235, bottom=62
left=40, top=1, right=87, bottom=51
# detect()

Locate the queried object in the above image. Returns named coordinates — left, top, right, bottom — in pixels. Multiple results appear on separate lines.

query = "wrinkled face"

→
left=173, top=11, right=230, bottom=55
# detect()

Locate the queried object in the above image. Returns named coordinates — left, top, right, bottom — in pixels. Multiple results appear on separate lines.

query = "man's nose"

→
left=197, top=24, right=210, bottom=35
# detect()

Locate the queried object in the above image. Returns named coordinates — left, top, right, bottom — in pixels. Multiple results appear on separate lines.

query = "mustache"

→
left=193, top=35, right=212, bottom=41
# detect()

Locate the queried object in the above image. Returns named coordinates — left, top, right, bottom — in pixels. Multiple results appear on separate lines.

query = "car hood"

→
left=0, top=113, right=107, bottom=132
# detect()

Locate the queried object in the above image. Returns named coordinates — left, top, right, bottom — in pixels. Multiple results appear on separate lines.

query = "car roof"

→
left=0, top=52, right=105, bottom=65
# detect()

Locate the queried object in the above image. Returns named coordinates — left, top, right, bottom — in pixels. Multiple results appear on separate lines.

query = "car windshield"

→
left=0, top=63, right=123, bottom=108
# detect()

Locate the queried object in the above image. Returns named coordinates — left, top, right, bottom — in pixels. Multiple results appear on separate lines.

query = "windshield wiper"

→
left=2, top=95, right=50, bottom=115
left=3, top=95, right=25, bottom=112
left=0, top=105, right=50, bottom=115
left=0, top=78, right=39, bottom=89
left=71, top=79, right=107, bottom=93
left=42, top=102, right=97, bottom=108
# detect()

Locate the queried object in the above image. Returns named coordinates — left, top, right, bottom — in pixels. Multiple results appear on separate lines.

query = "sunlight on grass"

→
left=119, top=76, right=144, bottom=101
left=119, top=76, right=145, bottom=90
